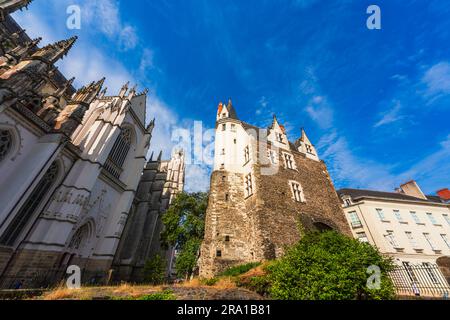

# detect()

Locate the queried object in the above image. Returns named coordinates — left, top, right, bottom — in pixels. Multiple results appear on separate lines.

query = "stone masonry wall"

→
left=199, top=149, right=351, bottom=278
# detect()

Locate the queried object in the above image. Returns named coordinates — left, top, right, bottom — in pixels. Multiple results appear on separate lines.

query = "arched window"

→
left=0, top=162, right=59, bottom=246
left=0, top=129, right=13, bottom=162
left=104, top=128, right=132, bottom=179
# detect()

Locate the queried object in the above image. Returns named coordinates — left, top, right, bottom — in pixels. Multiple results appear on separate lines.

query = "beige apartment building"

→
left=339, top=181, right=450, bottom=297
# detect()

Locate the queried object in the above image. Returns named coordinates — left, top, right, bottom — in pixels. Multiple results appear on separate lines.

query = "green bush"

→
left=142, top=254, right=166, bottom=285
left=267, top=231, right=396, bottom=300
left=219, top=262, right=262, bottom=277
left=138, top=290, right=176, bottom=300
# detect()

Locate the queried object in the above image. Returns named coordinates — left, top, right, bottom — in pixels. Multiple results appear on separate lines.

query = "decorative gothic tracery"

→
left=104, top=127, right=132, bottom=179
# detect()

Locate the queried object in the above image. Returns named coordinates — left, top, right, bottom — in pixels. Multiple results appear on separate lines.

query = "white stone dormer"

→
left=296, top=128, right=319, bottom=161
left=267, top=116, right=289, bottom=151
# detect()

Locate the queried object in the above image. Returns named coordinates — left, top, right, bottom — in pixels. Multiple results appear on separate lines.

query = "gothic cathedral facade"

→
left=0, top=1, right=184, bottom=288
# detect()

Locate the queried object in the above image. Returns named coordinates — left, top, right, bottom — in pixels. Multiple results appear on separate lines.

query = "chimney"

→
left=437, top=188, right=450, bottom=201
left=399, top=180, right=427, bottom=200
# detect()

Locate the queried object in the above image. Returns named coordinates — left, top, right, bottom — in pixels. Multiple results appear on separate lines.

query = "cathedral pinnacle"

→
left=32, top=36, right=77, bottom=64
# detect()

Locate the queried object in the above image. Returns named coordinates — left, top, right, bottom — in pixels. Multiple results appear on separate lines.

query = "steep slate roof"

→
left=338, top=188, right=446, bottom=204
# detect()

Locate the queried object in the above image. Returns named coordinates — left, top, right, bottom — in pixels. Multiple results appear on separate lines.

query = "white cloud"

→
left=374, top=100, right=404, bottom=128
left=82, top=0, right=138, bottom=50
left=421, top=62, right=450, bottom=103
left=184, top=164, right=211, bottom=193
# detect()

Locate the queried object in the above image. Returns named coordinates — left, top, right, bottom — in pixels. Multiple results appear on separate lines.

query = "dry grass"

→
left=212, top=277, right=236, bottom=290
left=175, top=278, right=202, bottom=288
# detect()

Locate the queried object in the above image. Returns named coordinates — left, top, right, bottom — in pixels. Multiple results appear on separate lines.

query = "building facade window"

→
left=423, top=262, right=439, bottom=284
left=384, top=230, right=399, bottom=248
left=222, top=124, right=226, bottom=131
left=440, top=234, right=450, bottom=249
left=405, top=231, right=418, bottom=249
left=393, top=210, right=404, bottom=222
left=244, top=173, right=253, bottom=198
left=290, top=181, right=305, bottom=202
left=305, top=144, right=313, bottom=154
left=403, top=262, right=418, bottom=283
left=283, top=153, right=294, bottom=170
left=443, top=214, right=450, bottom=226
left=104, top=128, right=132, bottom=179
left=0, top=162, right=59, bottom=246
left=0, top=129, right=13, bottom=162
left=410, top=211, right=421, bottom=224
left=276, top=133, right=283, bottom=143
left=267, top=149, right=278, bottom=164
left=348, top=211, right=362, bottom=228
left=225, top=235, right=230, bottom=242
left=231, top=124, right=236, bottom=132
left=216, top=250, right=222, bottom=257
left=376, top=208, right=386, bottom=221
left=244, top=146, right=250, bottom=164
left=426, top=213, right=438, bottom=225
left=423, top=233, right=437, bottom=251
left=356, top=232, right=369, bottom=243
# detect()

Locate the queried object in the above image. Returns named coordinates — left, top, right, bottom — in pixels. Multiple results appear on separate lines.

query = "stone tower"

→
left=113, top=150, right=185, bottom=282
left=198, top=100, right=351, bottom=278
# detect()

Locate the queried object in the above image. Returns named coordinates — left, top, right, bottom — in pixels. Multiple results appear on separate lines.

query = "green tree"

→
left=142, top=254, right=166, bottom=285
left=161, top=192, right=208, bottom=279
left=267, top=231, right=395, bottom=300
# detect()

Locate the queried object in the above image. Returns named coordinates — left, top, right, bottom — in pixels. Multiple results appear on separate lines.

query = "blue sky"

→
left=14, top=0, right=450, bottom=194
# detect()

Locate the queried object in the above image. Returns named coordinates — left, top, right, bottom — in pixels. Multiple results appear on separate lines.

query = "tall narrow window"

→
left=405, top=231, right=418, bottom=249
left=410, top=211, right=421, bottom=224
left=305, top=144, right=314, bottom=154
left=440, top=234, right=450, bottom=249
left=244, top=173, right=253, bottom=198
left=423, top=233, right=437, bottom=251
left=443, top=214, right=450, bottom=226
left=0, top=162, right=59, bottom=246
left=267, top=149, right=278, bottom=164
left=348, top=211, right=362, bottom=228
left=276, top=133, right=283, bottom=143
left=384, top=230, right=399, bottom=248
left=0, top=129, right=13, bottom=162
left=244, top=146, right=250, bottom=164
left=426, top=213, right=438, bottom=225
left=283, top=153, right=294, bottom=169
left=403, top=262, right=418, bottom=283
left=423, top=262, right=439, bottom=284
left=104, top=128, right=132, bottom=179
left=290, top=182, right=305, bottom=202
left=393, top=210, right=403, bottom=222
left=376, top=208, right=386, bottom=221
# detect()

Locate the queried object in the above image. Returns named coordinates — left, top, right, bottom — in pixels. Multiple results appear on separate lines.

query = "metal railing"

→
left=389, top=263, right=450, bottom=298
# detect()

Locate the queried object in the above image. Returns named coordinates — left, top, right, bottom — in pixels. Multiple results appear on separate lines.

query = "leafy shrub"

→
left=142, top=254, right=166, bottom=285
left=219, top=262, right=262, bottom=277
left=267, top=231, right=395, bottom=300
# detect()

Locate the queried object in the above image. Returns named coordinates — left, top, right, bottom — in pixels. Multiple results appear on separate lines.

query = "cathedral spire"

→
left=71, top=77, right=105, bottom=104
left=31, top=36, right=77, bottom=64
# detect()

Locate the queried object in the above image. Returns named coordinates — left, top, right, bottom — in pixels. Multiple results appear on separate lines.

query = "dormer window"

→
left=222, top=124, right=226, bottom=131
left=306, top=144, right=314, bottom=154
left=222, top=113, right=226, bottom=118
left=231, top=124, right=236, bottom=132
left=276, top=133, right=283, bottom=143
